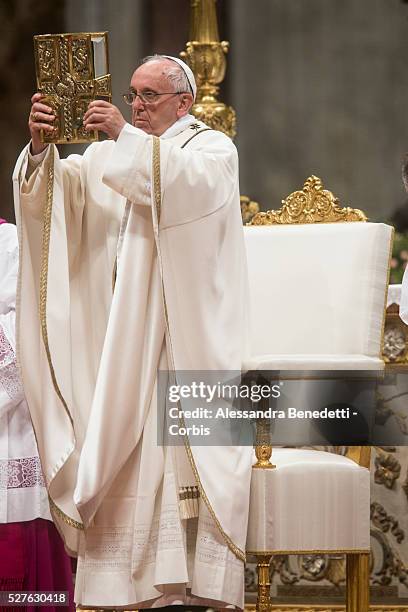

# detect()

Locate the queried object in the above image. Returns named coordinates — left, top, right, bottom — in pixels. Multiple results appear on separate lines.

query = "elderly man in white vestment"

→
left=13, top=55, right=252, bottom=609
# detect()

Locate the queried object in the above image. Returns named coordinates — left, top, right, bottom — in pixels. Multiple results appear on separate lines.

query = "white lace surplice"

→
left=0, top=223, right=50, bottom=523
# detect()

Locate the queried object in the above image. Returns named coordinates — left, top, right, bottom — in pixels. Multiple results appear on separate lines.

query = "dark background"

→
left=1, top=0, right=408, bottom=226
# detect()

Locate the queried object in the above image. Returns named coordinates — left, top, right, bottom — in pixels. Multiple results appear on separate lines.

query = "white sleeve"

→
left=26, top=145, right=49, bottom=179
left=102, top=123, right=152, bottom=206
left=21, top=145, right=84, bottom=221
left=102, top=124, right=238, bottom=228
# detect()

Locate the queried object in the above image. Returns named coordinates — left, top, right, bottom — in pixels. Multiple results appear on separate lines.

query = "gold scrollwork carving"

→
left=374, top=450, right=402, bottom=490
left=190, top=98, right=236, bottom=139
left=74, top=99, right=91, bottom=139
left=255, top=555, right=272, bottom=612
left=38, top=40, right=57, bottom=80
left=249, top=176, right=367, bottom=226
left=94, top=75, right=112, bottom=96
left=371, top=502, right=405, bottom=543
left=241, top=195, right=260, bottom=225
left=72, top=37, right=90, bottom=79
left=253, top=444, right=275, bottom=469
left=383, top=305, right=408, bottom=365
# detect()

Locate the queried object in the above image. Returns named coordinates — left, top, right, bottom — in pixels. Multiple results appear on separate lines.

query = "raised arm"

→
left=28, top=92, right=56, bottom=156
left=102, top=124, right=238, bottom=227
left=18, top=93, right=85, bottom=222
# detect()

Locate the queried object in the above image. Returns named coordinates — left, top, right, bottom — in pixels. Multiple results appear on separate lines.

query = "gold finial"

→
left=240, top=195, right=260, bottom=225
left=190, top=0, right=220, bottom=42
left=253, top=419, right=276, bottom=469
left=250, top=175, right=368, bottom=225
left=181, top=0, right=236, bottom=138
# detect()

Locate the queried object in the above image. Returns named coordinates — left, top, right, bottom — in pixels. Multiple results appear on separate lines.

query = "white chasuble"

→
left=13, top=116, right=252, bottom=609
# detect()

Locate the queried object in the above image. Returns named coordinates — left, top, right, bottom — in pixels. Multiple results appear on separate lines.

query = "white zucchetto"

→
left=163, top=55, right=197, bottom=100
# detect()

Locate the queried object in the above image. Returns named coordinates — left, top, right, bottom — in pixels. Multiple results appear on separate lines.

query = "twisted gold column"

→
left=255, top=554, right=272, bottom=612
left=346, top=552, right=370, bottom=612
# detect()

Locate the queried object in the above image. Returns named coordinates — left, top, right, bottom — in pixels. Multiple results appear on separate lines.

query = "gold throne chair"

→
left=243, top=176, right=394, bottom=612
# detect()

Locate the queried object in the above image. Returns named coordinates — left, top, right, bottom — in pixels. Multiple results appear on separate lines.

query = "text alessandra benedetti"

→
left=230, top=406, right=352, bottom=420
left=169, top=407, right=353, bottom=420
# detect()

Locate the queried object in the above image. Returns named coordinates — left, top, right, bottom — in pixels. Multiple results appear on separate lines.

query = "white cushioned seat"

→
left=246, top=448, right=370, bottom=553
left=244, top=220, right=393, bottom=557
left=243, top=353, right=384, bottom=371
left=244, top=208, right=392, bottom=611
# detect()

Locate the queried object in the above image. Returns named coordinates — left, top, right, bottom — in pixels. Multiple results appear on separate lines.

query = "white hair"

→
left=141, top=54, right=193, bottom=95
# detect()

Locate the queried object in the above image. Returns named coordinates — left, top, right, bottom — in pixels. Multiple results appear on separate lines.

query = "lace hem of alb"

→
left=0, top=456, right=45, bottom=490
left=0, top=326, right=23, bottom=401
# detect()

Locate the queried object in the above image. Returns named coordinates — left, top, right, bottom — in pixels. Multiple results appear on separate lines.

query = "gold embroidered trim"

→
left=38, top=148, right=83, bottom=531
left=246, top=548, right=370, bottom=556
left=49, top=495, right=84, bottom=530
left=151, top=135, right=246, bottom=563
left=182, top=434, right=246, bottom=561
left=380, top=226, right=395, bottom=358
left=39, top=147, right=74, bottom=427
left=153, top=136, right=161, bottom=223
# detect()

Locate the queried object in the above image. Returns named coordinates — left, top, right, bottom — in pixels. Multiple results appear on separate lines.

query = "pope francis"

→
left=13, top=54, right=252, bottom=609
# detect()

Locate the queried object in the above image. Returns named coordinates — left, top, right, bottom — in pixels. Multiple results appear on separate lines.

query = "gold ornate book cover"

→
left=33, top=32, right=111, bottom=144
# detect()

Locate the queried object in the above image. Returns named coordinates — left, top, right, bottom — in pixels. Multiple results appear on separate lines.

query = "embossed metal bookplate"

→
left=34, top=32, right=111, bottom=144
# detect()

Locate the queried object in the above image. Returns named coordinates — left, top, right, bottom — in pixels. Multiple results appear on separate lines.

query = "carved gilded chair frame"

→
left=246, top=176, right=392, bottom=612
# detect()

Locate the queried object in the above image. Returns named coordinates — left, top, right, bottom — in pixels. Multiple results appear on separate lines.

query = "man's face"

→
left=129, top=60, right=192, bottom=136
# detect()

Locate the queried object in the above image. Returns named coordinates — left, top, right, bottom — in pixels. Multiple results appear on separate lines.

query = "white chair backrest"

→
left=244, top=223, right=393, bottom=357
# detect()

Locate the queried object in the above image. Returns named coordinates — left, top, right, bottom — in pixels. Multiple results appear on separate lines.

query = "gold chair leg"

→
left=346, top=552, right=370, bottom=612
left=255, top=554, right=272, bottom=612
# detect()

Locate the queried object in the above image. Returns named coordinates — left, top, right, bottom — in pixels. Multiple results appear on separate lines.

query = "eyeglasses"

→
left=122, top=90, right=189, bottom=105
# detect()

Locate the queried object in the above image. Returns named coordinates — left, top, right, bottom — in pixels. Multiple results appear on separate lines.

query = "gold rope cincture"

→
left=152, top=135, right=246, bottom=563
left=39, top=146, right=84, bottom=531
